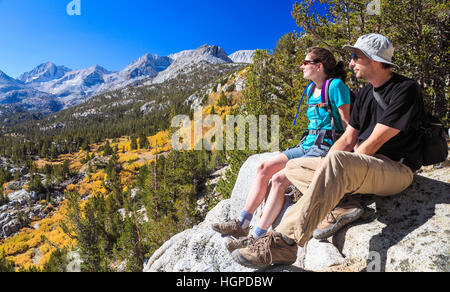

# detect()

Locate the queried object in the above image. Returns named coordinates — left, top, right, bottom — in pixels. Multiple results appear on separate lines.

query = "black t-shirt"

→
left=350, top=73, right=424, bottom=171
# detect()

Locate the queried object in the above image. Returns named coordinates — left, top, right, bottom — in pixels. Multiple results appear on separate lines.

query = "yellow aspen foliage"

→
left=120, top=171, right=134, bottom=187
left=13, top=248, right=35, bottom=269
left=66, top=184, right=77, bottom=192
left=0, top=200, right=75, bottom=269
left=149, top=130, right=171, bottom=149
left=118, top=153, right=139, bottom=163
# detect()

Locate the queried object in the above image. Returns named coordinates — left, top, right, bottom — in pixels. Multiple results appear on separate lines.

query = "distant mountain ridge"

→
left=0, top=70, right=63, bottom=115
left=17, top=62, right=71, bottom=84
left=0, top=45, right=255, bottom=118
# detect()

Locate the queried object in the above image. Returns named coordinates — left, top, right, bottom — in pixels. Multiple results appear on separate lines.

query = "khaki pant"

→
left=275, top=150, right=414, bottom=247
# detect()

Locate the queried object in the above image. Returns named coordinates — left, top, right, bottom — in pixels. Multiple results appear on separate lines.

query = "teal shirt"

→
left=302, top=79, right=351, bottom=150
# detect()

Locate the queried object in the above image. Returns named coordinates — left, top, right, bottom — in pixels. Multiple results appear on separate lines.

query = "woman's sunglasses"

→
left=302, top=60, right=319, bottom=66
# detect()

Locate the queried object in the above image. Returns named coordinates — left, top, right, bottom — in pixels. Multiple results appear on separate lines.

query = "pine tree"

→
left=62, top=192, right=113, bottom=272
left=292, top=0, right=449, bottom=124
left=0, top=185, right=8, bottom=206
left=130, top=136, right=138, bottom=150
left=61, top=160, right=71, bottom=180
left=103, top=141, right=113, bottom=156
left=0, top=251, right=15, bottom=272
left=139, top=133, right=149, bottom=150
left=28, top=173, right=45, bottom=195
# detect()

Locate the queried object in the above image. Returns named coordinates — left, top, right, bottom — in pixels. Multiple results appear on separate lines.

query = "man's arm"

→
left=337, top=104, right=351, bottom=130
left=355, top=123, right=400, bottom=156
left=329, top=124, right=359, bottom=153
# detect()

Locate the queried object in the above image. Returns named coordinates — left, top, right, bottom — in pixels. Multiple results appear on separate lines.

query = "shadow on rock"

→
left=333, top=175, right=450, bottom=272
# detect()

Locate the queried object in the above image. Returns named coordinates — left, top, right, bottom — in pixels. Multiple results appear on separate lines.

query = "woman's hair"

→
left=307, top=47, right=347, bottom=82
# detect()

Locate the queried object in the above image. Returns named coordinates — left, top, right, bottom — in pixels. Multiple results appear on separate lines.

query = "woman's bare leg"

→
left=243, top=153, right=289, bottom=214
left=258, top=169, right=292, bottom=231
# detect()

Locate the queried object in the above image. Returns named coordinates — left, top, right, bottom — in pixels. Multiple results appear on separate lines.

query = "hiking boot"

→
left=231, top=231, right=298, bottom=269
left=226, top=235, right=256, bottom=253
left=313, top=198, right=364, bottom=240
left=212, top=219, right=250, bottom=239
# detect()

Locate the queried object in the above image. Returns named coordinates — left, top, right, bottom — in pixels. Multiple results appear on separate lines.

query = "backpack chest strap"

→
left=308, top=103, right=330, bottom=108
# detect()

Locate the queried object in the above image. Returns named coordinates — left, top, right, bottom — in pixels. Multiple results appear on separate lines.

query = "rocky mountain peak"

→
left=229, top=50, right=255, bottom=63
left=124, top=53, right=172, bottom=79
left=17, top=62, right=71, bottom=83
left=197, top=44, right=231, bottom=61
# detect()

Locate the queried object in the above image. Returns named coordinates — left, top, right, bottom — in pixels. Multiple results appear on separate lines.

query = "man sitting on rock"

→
left=231, top=33, right=425, bottom=269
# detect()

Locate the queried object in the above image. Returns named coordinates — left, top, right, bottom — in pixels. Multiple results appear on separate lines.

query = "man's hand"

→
left=316, top=125, right=358, bottom=170
left=355, top=123, right=400, bottom=156
left=329, top=125, right=359, bottom=153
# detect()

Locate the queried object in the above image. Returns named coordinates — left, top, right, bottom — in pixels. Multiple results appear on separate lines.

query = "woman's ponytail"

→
left=332, top=61, right=347, bottom=83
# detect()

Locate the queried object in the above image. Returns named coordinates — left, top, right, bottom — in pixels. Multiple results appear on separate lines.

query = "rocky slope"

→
left=0, top=71, right=63, bottom=115
left=0, top=160, right=83, bottom=240
left=143, top=153, right=450, bottom=272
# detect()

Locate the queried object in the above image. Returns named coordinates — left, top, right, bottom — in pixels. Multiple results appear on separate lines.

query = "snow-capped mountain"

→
left=17, top=62, right=71, bottom=83
left=0, top=70, right=62, bottom=114
left=229, top=50, right=255, bottom=64
left=2, top=44, right=253, bottom=116
left=168, top=45, right=232, bottom=63
left=95, top=53, right=172, bottom=95
left=0, top=71, right=24, bottom=96
left=123, top=53, right=171, bottom=79
left=32, top=65, right=112, bottom=108
left=150, top=45, right=233, bottom=84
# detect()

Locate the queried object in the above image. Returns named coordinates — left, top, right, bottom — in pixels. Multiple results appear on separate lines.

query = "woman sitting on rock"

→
left=212, top=47, right=352, bottom=251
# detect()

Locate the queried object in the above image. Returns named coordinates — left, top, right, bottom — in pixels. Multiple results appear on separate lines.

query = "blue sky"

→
left=0, top=0, right=300, bottom=78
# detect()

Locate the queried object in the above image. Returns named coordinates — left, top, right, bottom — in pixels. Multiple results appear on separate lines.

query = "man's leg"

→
left=276, top=151, right=414, bottom=247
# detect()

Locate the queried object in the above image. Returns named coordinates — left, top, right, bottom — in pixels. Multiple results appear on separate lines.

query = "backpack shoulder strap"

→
left=322, top=79, right=334, bottom=106
left=372, top=88, right=388, bottom=110
left=293, top=82, right=315, bottom=126
left=308, top=83, right=316, bottom=103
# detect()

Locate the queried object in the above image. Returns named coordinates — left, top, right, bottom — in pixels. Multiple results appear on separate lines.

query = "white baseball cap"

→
left=344, top=33, right=399, bottom=69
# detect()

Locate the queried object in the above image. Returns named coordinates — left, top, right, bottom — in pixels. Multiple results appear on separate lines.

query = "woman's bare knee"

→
left=271, top=170, right=289, bottom=188
left=257, top=154, right=288, bottom=178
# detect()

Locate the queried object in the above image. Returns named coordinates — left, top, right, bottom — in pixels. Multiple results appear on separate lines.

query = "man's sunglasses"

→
left=351, top=53, right=362, bottom=61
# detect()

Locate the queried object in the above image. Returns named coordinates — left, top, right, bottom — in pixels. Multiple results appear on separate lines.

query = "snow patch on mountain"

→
left=94, top=53, right=172, bottom=95
left=32, top=65, right=112, bottom=108
left=229, top=50, right=255, bottom=63
left=17, top=62, right=71, bottom=83
left=149, top=45, right=233, bottom=85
